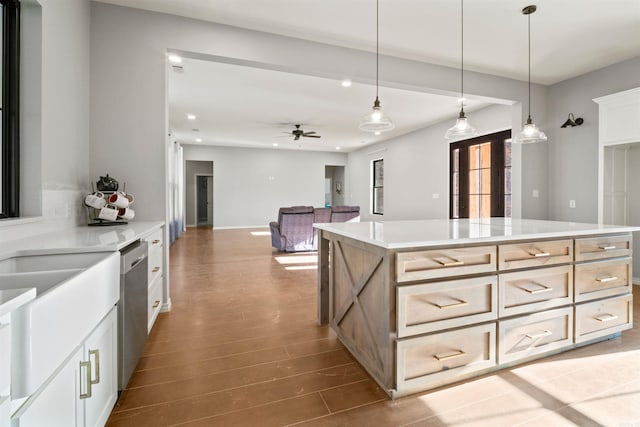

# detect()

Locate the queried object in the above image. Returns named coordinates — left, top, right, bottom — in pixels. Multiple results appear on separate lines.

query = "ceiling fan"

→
left=284, top=124, right=321, bottom=141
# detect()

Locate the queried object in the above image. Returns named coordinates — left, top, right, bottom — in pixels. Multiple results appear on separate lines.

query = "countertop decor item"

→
left=85, top=175, right=136, bottom=226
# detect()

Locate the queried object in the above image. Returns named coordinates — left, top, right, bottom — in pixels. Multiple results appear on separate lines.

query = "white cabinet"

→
left=13, top=308, right=117, bottom=427
left=594, top=87, right=640, bottom=146
left=1, top=316, right=11, bottom=427
left=143, top=228, right=164, bottom=332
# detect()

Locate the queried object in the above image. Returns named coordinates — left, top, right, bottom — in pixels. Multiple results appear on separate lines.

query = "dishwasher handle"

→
left=130, top=254, right=147, bottom=270
left=120, top=240, right=149, bottom=274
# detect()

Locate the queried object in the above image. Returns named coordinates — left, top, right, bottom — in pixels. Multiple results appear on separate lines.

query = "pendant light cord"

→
left=527, top=10, right=531, bottom=120
left=376, top=0, right=379, bottom=100
left=460, top=0, right=464, bottom=111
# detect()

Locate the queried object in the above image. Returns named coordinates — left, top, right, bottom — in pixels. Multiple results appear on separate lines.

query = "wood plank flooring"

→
left=108, top=228, right=640, bottom=426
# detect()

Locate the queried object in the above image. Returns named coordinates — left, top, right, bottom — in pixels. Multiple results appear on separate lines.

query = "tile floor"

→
left=107, top=228, right=640, bottom=426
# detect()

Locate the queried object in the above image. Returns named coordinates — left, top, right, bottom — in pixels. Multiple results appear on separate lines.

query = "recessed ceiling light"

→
left=273, top=143, right=279, bottom=147
left=187, top=114, right=196, bottom=120
left=336, top=146, right=341, bottom=150
left=457, top=97, right=467, bottom=104
left=195, top=138, right=202, bottom=142
left=168, top=55, right=182, bottom=64
left=341, top=79, right=352, bottom=88
left=374, top=131, right=381, bottom=136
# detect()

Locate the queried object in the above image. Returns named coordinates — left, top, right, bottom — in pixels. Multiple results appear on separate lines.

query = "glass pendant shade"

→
left=516, top=116, right=547, bottom=144
left=444, top=109, right=477, bottom=141
left=359, top=97, right=394, bottom=132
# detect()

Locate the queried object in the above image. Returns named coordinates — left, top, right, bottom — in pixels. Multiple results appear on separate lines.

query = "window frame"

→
left=1, top=0, right=20, bottom=219
left=449, top=130, right=512, bottom=219
left=372, top=158, right=384, bottom=215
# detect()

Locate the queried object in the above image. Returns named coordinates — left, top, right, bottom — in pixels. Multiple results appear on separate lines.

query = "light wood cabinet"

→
left=498, top=239, right=572, bottom=271
left=396, top=245, right=496, bottom=282
left=575, top=294, right=633, bottom=343
left=498, top=265, right=573, bottom=317
left=397, top=276, right=497, bottom=337
left=498, top=307, right=573, bottom=364
left=318, top=228, right=634, bottom=398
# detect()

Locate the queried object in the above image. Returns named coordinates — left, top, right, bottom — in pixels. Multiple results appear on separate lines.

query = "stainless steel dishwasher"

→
left=118, top=240, right=149, bottom=390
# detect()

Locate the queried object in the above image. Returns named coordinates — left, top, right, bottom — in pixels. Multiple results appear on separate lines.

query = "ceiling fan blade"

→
left=304, top=135, right=321, bottom=138
left=302, top=131, right=316, bottom=135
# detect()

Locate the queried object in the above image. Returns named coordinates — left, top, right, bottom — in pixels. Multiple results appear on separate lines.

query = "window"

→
left=1, top=0, right=20, bottom=218
left=450, top=130, right=512, bottom=219
left=372, top=159, right=383, bottom=215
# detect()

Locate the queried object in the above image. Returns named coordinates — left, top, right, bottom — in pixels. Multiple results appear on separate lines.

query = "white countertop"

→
left=0, top=221, right=164, bottom=260
left=0, top=288, right=36, bottom=317
left=314, top=218, right=640, bottom=249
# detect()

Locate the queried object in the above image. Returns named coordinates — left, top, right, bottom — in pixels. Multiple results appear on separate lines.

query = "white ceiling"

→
left=96, top=0, right=640, bottom=152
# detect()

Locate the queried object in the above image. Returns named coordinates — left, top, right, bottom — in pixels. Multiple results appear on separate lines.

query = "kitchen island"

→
left=315, top=218, right=638, bottom=398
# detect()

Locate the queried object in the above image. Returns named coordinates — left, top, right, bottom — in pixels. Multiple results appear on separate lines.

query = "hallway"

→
left=108, top=228, right=640, bottom=426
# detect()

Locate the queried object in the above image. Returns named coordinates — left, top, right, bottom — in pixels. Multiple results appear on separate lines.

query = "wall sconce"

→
left=561, top=113, right=584, bottom=128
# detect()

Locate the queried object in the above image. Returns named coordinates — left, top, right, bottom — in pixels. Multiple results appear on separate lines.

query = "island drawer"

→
left=575, top=234, right=631, bottom=261
left=498, top=307, right=573, bottom=364
left=575, top=294, right=633, bottom=343
left=498, top=265, right=573, bottom=317
left=498, top=239, right=572, bottom=271
left=574, top=258, right=631, bottom=302
left=396, top=323, right=496, bottom=393
left=396, top=246, right=496, bottom=282
left=397, top=276, right=497, bottom=337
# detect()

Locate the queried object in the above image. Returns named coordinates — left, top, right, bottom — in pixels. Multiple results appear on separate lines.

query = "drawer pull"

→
left=525, top=329, right=553, bottom=340
left=434, top=349, right=467, bottom=361
left=433, top=256, right=464, bottom=267
left=594, top=313, right=618, bottom=323
left=521, top=282, right=553, bottom=294
left=527, top=249, right=550, bottom=257
left=596, top=275, right=618, bottom=283
left=79, top=360, right=92, bottom=399
left=598, top=244, right=616, bottom=251
left=152, top=267, right=160, bottom=273
left=152, top=239, right=160, bottom=244
left=433, top=299, right=469, bottom=309
left=153, top=300, right=160, bottom=308
left=89, top=349, right=100, bottom=385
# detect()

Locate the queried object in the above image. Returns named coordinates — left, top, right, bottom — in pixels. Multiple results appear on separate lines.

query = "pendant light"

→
left=515, top=5, right=547, bottom=144
left=445, top=0, right=478, bottom=141
left=359, top=0, right=394, bottom=133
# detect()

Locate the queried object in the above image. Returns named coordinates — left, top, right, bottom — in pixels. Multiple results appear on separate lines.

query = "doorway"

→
left=185, top=160, right=214, bottom=228
left=324, top=165, right=345, bottom=207
left=196, top=175, right=213, bottom=226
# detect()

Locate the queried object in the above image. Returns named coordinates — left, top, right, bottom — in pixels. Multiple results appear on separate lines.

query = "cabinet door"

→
left=83, top=308, right=118, bottom=427
left=13, top=348, right=82, bottom=427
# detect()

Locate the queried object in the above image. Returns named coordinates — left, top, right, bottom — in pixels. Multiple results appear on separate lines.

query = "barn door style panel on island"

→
left=315, top=218, right=638, bottom=398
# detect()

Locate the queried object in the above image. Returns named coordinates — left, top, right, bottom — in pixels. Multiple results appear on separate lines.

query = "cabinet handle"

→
left=594, top=313, right=618, bottom=322
left=433, top=298, right=469, bottom=309
left=596, top=275, right=618, bottom=283
left=89, top=349, right=100, bottom=385
left=598, top=244, right=616, bottom=251
left=528, top=249, right=550, bottom=257
left=433, top=256, right=464, bottom=267
left=79, top=360, right=92, bottom=399
left=434, top=349, right=467, bottom=361
left=522, top=282, right=553, bottom=294
left=152, top=239, right=160, bottom=244
left=525, top=329, right=553, bottom=340
left=153, top=300, right=160, bottom=308
left=152, top=267, right=160, bottom=273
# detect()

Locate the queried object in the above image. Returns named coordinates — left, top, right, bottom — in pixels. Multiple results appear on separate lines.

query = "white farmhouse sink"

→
left=0, top=251, right=120, bottom=398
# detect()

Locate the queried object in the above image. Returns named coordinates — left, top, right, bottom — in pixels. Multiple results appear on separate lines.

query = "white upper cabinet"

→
left=594, top=87, right=640, bottom=146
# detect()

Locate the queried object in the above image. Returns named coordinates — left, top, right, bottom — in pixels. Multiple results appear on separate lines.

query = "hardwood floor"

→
left=107, top=228, right=640, bottom=426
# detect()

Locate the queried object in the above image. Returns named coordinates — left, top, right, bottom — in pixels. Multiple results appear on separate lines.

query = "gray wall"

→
left=1, top=0, right=90, bottom=242
left=89, top=2, right=545, bottom=224
left=546, top=57, right=640, bottom=223
left=184, top=160, right=213, bottom=227
left=348, top=104, right=513, bottom=221
left=325, top=166, right=345, bottom=207
left=183, top=145, right=347, bottom=228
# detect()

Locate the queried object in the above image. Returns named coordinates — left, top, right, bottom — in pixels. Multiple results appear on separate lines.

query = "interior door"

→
left=206, top=176, right=213, bottom=225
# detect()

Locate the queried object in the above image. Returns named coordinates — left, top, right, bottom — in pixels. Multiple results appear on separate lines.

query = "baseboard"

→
left=213, top=225, right=269, bottom=230
left=161, top=298, right=172, bottom=312
left=633, top=278, right=640, bottom=286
